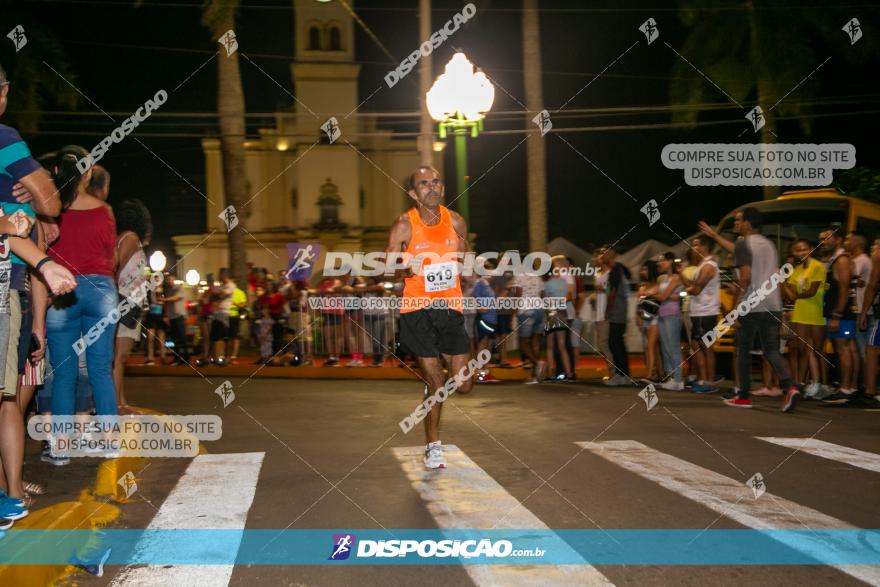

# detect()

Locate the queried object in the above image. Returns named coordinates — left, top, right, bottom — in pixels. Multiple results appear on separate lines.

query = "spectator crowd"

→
left=1, top=61, right=878, bottom=533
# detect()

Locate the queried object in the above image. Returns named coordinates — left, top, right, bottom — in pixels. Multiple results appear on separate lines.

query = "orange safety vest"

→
left=401, top=206, right=463, bottom=313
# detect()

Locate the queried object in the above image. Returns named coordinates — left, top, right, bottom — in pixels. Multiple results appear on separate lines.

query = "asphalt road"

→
left=35, top=375, right=880, bottom=587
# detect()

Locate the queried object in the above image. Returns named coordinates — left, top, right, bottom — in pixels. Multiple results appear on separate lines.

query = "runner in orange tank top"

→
left=401, top=205, right=463, bottom=311
left=386, top=166, right=476, bottom=469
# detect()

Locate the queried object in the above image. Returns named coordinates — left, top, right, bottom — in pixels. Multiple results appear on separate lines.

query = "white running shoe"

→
left=424, top=443, right=446, bottom=469
left=803, top=382, right=820, bottom=399
left=814, top=384, right=835, bottom=400
left=660, top=379, right=684, bottom=391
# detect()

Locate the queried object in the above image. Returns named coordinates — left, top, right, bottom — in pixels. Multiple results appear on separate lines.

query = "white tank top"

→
left=689, top=257, right=720, bottom=317
left=117, top=232, right=147, bottom=303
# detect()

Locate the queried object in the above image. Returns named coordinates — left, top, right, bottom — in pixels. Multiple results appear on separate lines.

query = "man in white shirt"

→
left=682, top=236, right=721, bottom=393
left=846, top=231, right=872, bottom=365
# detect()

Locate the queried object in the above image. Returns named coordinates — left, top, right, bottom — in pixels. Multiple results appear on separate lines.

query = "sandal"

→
left=23, top=481, right=46, bottom=496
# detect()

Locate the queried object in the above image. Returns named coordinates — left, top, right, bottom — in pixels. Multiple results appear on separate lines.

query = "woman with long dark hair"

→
left=113, top=199, right=151, bottom=413
left=45, top=146, right=119, bottom=417
left=636, top=260, right=662, bottom=383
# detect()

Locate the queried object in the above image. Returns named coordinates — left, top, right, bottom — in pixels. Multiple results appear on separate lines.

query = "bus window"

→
left=855, top=217, right=880, bottom=244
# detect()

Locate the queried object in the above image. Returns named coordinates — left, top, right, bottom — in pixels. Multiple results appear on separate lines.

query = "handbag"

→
left=544, top=310, right=568, bottom=332
left=637, top=297, right=660, bottom=321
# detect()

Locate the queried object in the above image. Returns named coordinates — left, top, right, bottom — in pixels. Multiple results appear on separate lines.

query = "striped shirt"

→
left=0, top=124, right=41, bottom=290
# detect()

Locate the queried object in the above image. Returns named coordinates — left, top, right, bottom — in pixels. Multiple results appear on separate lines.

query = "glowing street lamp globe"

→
left=185, top=269, right=200, bottom=286
left=426, top=53, right=493, bottom=225
left=426, top=53, right=495, bottom=124
left=149, top=251, right=167, bottom=272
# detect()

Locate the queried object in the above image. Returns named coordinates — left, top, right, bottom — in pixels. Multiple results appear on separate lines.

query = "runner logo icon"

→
left=329, top=533, right=356, bottom=560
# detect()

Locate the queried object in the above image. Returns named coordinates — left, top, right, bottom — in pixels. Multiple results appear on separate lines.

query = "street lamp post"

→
left=426, top=53, right=494, bottom=225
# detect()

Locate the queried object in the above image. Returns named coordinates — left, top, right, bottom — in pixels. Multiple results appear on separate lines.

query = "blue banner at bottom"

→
left=1, top=529, right=879, bottom=565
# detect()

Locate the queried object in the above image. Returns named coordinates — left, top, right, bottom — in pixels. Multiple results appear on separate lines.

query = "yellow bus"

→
left=711, top=188, right=880, bottom=353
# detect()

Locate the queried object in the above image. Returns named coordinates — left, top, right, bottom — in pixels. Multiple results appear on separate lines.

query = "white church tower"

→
left=174, top=0, right=419, bottom=279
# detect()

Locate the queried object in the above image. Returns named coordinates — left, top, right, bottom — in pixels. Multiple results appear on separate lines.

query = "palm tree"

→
left=202, top=0, right=248, bottom=287
left=522, top=0, right=547, bottom=249
left=671, top=1, right=878, bottom=199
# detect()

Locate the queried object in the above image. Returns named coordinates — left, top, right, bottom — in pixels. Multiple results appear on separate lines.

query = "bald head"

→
left=406, top=166, right=441, bottom=191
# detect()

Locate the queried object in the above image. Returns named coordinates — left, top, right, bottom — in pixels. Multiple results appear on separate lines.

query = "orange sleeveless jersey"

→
left=401, top=206, right=463, bottom=313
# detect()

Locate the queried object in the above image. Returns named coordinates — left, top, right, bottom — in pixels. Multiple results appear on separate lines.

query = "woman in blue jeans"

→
left=46, top=146, right=118, bottom=416
left=655, top=252, right=684, bottom=390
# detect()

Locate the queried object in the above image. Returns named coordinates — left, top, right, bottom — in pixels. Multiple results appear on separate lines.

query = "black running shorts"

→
left=691, top=315, right=718, bottom=343
left=210, top=316, right=229, bottom=341
left=399, top=308, right=469, bottom=357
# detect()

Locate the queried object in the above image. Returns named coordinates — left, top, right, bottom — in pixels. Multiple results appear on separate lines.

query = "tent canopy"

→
left=615, top=237, right=694, bottom=277
left=543, top=235, right=699, bottom=285
left=545, top=237, right=592, bottom=269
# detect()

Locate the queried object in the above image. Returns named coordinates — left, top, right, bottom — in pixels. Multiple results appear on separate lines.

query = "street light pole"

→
left=438, top=115, right=482, bottom=224
left=427, top=53, right=494, bottom=227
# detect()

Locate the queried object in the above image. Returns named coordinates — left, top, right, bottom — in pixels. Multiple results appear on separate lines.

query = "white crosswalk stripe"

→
left=110, top=452, right=265, bottom=587
left=393, top=444, right=614, bottom=587
left=756, top=437, right=880, bottom=474
left=577, top=440, right=880, bottom=586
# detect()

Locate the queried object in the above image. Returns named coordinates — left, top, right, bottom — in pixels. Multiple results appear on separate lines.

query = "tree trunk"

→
left=757, top=80, right=780, bottom=201
left=748, top=1, right=780, bottom=201
left=212, top=12, right=249, bottom=287
left=418, top=0, right=433, bottom=167
left=522, top=0, right=547, bottom=250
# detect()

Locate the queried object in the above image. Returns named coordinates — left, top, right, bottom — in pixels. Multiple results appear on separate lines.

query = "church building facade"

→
left=173, top=0, right=420, bottom=279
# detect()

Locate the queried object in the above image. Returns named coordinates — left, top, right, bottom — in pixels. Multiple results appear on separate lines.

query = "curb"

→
left=125, top=363, right=654, bottom=381
left=0, top=406, right=206, bottom=586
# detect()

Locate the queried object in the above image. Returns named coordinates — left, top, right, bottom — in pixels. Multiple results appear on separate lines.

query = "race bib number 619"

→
left=423, top=261, right=457, bottom=292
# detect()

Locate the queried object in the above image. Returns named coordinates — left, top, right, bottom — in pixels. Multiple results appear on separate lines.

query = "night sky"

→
left=2, top=0, right=878, bottom=265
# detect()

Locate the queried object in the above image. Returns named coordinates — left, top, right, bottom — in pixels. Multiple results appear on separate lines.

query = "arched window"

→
left=328, top=26, right=342, bottom=50
left=308, top=26, right=321, bottom=50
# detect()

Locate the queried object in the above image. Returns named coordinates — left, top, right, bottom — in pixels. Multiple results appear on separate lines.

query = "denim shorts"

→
left=517, top=309, right=545, bottom=338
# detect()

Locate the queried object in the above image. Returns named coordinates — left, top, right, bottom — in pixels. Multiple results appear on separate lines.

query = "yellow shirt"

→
left=787, top=258, right=826, bottom=325
left=229, top=288, right=248, bottom=317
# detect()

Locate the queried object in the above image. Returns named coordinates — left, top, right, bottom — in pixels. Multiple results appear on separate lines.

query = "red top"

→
left=267, top=292, right=287, bottom=318
left=48, top=206, right=116, bottom=277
